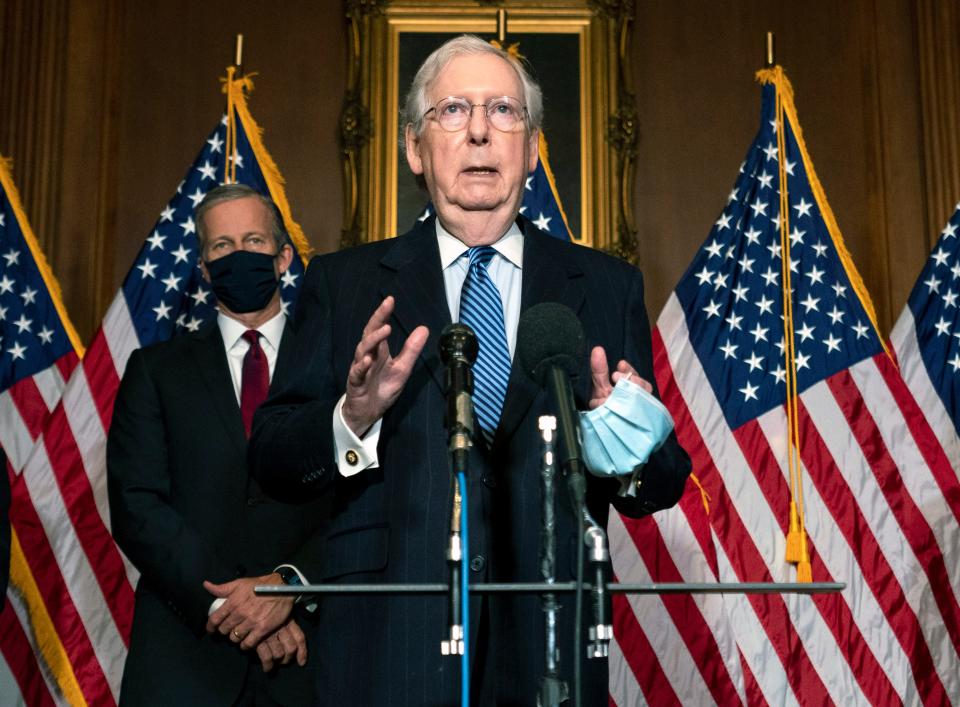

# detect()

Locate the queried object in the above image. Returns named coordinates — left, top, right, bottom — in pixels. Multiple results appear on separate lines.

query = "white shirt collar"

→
left=435, top=220, right=524, bottom=271
left=217, top=309, right=286, bottom=352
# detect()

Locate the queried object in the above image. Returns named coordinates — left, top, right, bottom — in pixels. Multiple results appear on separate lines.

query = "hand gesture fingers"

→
left=588, top=346, right=613, bottom=409
left=342, top=295, right=430, bottom=435
left=589, top=348, right=652, bottom=407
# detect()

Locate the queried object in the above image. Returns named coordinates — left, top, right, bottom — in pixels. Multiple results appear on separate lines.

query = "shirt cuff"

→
left=274, top=564, right=317, bottom=613
left=274, top=563, right=308, bottom=585
left=208, top=598, right=225, bottom=615
left=332, top=394, right=381, bottom=477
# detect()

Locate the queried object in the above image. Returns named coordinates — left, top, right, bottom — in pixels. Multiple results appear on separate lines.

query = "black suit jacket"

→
left=251, top=218, right=691, bottom=706
left=107, top=320, right=327, bottom=706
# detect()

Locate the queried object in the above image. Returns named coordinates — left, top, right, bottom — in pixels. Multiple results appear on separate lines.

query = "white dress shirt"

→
left=209, top=310, right=308, bottom=613
left=331, top=220, right=525, bottom=476
left=218, top=310, right=285, bottom=404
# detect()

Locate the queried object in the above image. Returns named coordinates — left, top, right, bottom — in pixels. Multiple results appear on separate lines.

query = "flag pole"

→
left=234, top=33, right=244, bottom=79
left=497, top=9, right=507, bottom=44
left=765, top=31, right=775, bottom=67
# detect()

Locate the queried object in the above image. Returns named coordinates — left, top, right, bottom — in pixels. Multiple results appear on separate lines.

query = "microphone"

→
left=439, top=323, right=479, bottom=472
left=518, top=303, right=614, bottom=667
left=516, top=302, right=587, bottom=509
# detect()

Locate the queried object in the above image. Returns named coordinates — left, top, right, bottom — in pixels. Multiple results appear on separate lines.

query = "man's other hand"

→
left=342, top=296, right=429, bottom=436
left=203, top=573, right=294, bottom=650
left=588, top=345, right=652, bottom=409
left=255, top=618, right=308, bottom=672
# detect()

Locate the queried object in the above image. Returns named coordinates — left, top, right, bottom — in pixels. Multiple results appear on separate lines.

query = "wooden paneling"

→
left=916, top=0, right=960, bottom=243
left=0, top=0, right=123, bottom=339
left=0, top=0, right=69, bottom=256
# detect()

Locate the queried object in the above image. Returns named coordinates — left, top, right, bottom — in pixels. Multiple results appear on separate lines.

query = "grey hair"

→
left=402, top=34, right=543, bottom=138
left=195, top=183, right=291, bottom=256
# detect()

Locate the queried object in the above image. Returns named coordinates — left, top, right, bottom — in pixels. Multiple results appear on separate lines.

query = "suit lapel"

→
left=494, top=222, right=586, bottom=449
left=377, top=218, right=586, bottom=446
left=189, top=323, right=247, bottom=457
left=379, top=219, right=452, bottom=392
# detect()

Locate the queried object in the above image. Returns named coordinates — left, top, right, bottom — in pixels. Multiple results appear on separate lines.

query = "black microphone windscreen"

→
left=439, top=322, right=479, bottom=365
left=516, top=302, right=585, bottom=386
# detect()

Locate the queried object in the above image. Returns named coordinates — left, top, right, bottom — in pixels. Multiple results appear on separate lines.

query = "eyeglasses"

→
left=423, top=96, right=528, bottom=132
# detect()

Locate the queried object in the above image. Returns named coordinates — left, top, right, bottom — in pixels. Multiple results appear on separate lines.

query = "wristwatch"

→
left=274, top=565, right=304, bottom=602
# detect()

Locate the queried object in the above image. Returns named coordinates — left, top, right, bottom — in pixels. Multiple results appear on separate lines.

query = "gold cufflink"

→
left=345, top=450, right=359, bottom=466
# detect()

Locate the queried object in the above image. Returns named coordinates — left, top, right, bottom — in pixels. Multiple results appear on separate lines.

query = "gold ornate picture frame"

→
left=340, top=0, right=638, bottom=260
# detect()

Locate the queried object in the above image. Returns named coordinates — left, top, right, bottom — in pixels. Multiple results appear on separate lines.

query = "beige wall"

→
left=2, top=0, right=958, bottom=341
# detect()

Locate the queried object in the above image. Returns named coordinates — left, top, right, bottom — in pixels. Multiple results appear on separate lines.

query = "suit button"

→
left=482, top=476, right=497, bottom=489
left=469, top=555, right=486, bottom=573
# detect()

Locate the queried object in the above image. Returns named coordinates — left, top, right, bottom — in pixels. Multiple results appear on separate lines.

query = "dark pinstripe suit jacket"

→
left=250, top=217, right=691, bottom=706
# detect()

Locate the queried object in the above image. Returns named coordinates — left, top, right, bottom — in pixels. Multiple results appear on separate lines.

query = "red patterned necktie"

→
left=240, top=329, right=269, bottom=438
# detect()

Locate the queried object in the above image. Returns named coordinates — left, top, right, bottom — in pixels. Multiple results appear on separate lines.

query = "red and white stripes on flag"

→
left=10, top=299, right=142, bottom=705
left=890, top=203, right=960, bottom=478
left=610, top=301, right=960, bottom=705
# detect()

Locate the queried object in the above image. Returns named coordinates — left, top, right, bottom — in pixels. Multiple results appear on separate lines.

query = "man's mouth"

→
left=462, top=166, right=498, bottom=175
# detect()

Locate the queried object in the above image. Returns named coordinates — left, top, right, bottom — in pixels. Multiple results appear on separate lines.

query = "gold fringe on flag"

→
left=757, top=66, right=809, bottom=580
left=221, top=67, right=313, bottom=264
left=0, top=156, right=85, bottom=357
left=537, top=132, right=575, bottom=238
left=9, top=530, right=87, bottom=706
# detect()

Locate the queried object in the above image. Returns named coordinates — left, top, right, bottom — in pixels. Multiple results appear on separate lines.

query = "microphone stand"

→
left=441, top=482, right=464, bottom=657
left=537, top=416, right=568, bottom=707
left=438, top=324, right=479, bottom=707
left=583, top=518, right=612, bottom=659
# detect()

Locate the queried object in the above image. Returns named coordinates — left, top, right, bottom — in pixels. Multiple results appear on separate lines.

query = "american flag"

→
left=0, top=154, right=84, bottom=706
left=2, top=72, right=309, bottom=705
left=890, top=203, right=960, bottom=476
left=520, top=133, right=573, bottom=240
left=415, top=132, right=573, bottom=242
left=609, top=68, right=960, bottom=705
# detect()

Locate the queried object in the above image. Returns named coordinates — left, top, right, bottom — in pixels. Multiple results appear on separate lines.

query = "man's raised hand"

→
left=341, top=296, right=429, bottom=436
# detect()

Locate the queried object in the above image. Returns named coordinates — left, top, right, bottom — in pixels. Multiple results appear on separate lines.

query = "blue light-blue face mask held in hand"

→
left=579, top=375, right=675, bottom=494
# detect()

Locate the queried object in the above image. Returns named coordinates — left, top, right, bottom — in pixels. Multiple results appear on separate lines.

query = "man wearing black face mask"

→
left=107, top=184, right=326, bottom=706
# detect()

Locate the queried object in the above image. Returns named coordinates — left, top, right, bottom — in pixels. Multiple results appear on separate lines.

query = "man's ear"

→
left=405, top=124, right=424, bottom=175
left=199, top=257, right=211, bottom=284
left=527, top=128, right=540, bottom=174
left=276, top=244, right=294, bottom=274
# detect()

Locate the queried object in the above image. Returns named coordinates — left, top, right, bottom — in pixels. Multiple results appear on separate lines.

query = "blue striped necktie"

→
left=458, top=246, right=512, bottom=442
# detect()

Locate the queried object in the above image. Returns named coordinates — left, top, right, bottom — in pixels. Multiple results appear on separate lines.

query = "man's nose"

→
left=466, top=105, right=490, bottom=144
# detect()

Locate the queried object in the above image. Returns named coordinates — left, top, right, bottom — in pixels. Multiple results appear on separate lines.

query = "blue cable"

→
left=458, top=470, right=470, bottom=707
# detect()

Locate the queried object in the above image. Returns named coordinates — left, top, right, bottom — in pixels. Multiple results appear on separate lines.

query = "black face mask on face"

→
left=204, top=249, right=281, bottom=314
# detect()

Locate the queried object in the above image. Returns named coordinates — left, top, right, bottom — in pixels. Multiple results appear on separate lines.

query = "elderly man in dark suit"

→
left=108, top=184, right=324, bottom=706
left=250, top=35, right=691, bottom=706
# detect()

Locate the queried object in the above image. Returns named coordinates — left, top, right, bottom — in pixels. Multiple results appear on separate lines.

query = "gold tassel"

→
left=690, top=473, right=711, bottom=516
left=785, top=501, right=802, bottom=563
